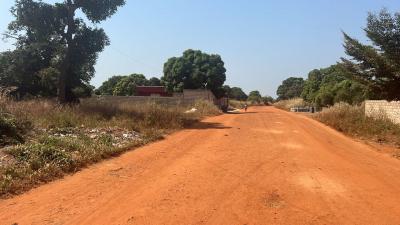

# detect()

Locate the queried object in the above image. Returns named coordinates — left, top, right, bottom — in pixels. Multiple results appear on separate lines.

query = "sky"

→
left=1, top=0, right=400, bottom=97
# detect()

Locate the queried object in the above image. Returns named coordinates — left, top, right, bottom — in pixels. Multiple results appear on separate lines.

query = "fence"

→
left=365, top=100, right=400, bottom=124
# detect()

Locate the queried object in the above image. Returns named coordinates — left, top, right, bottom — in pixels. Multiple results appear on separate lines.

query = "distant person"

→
left=244, top=104, right=248, bottom=112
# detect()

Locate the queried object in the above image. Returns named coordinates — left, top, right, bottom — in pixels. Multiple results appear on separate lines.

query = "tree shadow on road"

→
left=185, top=121, right=232, bottom=130
left=225, top=111, right=258, bottom=114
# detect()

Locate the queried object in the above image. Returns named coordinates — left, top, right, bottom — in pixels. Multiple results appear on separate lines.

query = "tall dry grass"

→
left=314, top=103, right=400, bottom=146
left=0, top=98, right=221, bottom=197
left=229, top=100, right=248, bottom=109
left=273, top=98, right=309, bottom=111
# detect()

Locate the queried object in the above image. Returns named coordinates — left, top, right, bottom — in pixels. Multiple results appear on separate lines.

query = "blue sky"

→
left=1, top=0, right=400, bottom=97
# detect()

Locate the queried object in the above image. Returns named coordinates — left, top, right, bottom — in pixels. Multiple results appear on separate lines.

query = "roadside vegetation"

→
left=0, top=97, right=220, bottom=197
left=274, top=9, right=400, bottom=152
left=314, top=103, right=400, bottom=150
left=273, top=98, right=308, bottom=111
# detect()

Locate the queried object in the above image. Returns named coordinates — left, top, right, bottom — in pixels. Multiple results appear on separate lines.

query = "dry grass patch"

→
left=274, top=98, right=309, bottom=111
left=314, top=103, right=400, bottom=148
left=0, top=97, right=221, bottom=197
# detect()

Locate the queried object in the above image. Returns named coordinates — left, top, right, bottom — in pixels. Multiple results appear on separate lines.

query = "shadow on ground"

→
left=187, top=121, right=232, bottom=130
left=226, top=111, right=258, bottom=115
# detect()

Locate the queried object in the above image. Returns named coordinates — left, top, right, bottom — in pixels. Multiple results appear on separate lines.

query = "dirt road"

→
left=1, top=107, right=400, bottom=225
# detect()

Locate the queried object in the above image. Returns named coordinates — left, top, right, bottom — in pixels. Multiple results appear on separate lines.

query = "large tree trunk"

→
left=58, top=1, right=75, bottom=104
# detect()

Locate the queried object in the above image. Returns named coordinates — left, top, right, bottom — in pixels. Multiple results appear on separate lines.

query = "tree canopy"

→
left=262, top=96, right=274, bottom=105
left=248, top=90, right=262, bottom=104
left=223, top=85, right=248, bottom=101
left=340, top=9, right=400, bottom=100
left=276, top=77, right=305, bottom=100
left=96, top=74, right=161, bottom=96
left=301, top=65, right=368, bottom=107
left=162, top=49, right=226, bottom=98
left=147, top=77, right=162, bottom=86
left=112, top=74, right=147, bottom=96
left=3, top=0, right=125, bottom=102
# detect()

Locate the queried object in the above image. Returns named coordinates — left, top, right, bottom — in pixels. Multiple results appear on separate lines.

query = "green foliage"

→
left=8, top=140, right=75, bottom=172
left=3, top=0, right=125, bottom=102
left=72, top=83, right=95, bottom=98
left=112, top=74, right=147, bottom=96
left=97, top=74, right=160, bottom=96
left=0, top=47, right=58, bottom=98
left=248, top=90, right=262, bottom=104
left=0, top=112, right=28, bottom=146
left=262, top=96, right=274, bottom=105
left=147, top=77, right=162, bottom=86
left=301, top=65, right=367, bottom=107
left=162, top=49, right=227, bottom=97
left=96, top=75, right=125, bottom=95
left=224, top=85, right=248, bottom=100
left=276, top=77, right=304, bottom=100
left=340, top=9, right=400, bottom=101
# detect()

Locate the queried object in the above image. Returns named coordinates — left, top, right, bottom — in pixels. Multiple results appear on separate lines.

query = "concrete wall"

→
left=85, top=96, right=198, bottom=106
left=85, top=90, right=217, bottom=107
left=182, top=89, right=216, bottom=102
left=365, top=100, right=400, bottom=124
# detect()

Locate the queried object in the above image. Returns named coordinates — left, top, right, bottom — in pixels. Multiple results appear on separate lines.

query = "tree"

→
left=96, top=75, right=125, bottom=95
left=248, top=90, right=262, bottom=104
left=147, top=77, right=162, bottom=86
left=6, top=0, right=125, bottom=103
left=333, top=80, right=367, bottom=105
left=162, top=49, right=227, bottom=97
left=0, top=46, right=58, bottom=98
left=223, top=85, right=232, bottom=98
left=113, top=74, right=147, bottom=96
left=340, top=9, right=400, bottom=100
left=301, top=65, right=368, bottom=107
left=301, top=69, right=325, bottom=103
left=72, top=83, right=95, bottom=98
left=230, top=87, right=248, bottom=101
left=262, top=96, right=274, bottom=105
left=276, top=77, right=305, bottom=100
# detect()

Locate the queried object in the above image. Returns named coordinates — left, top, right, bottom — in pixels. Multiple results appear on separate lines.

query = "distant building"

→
left=136, top=86, right=172, bottom=97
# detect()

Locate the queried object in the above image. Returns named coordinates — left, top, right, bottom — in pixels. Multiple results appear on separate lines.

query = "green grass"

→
left=0, top=98, right=221, bottom=197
